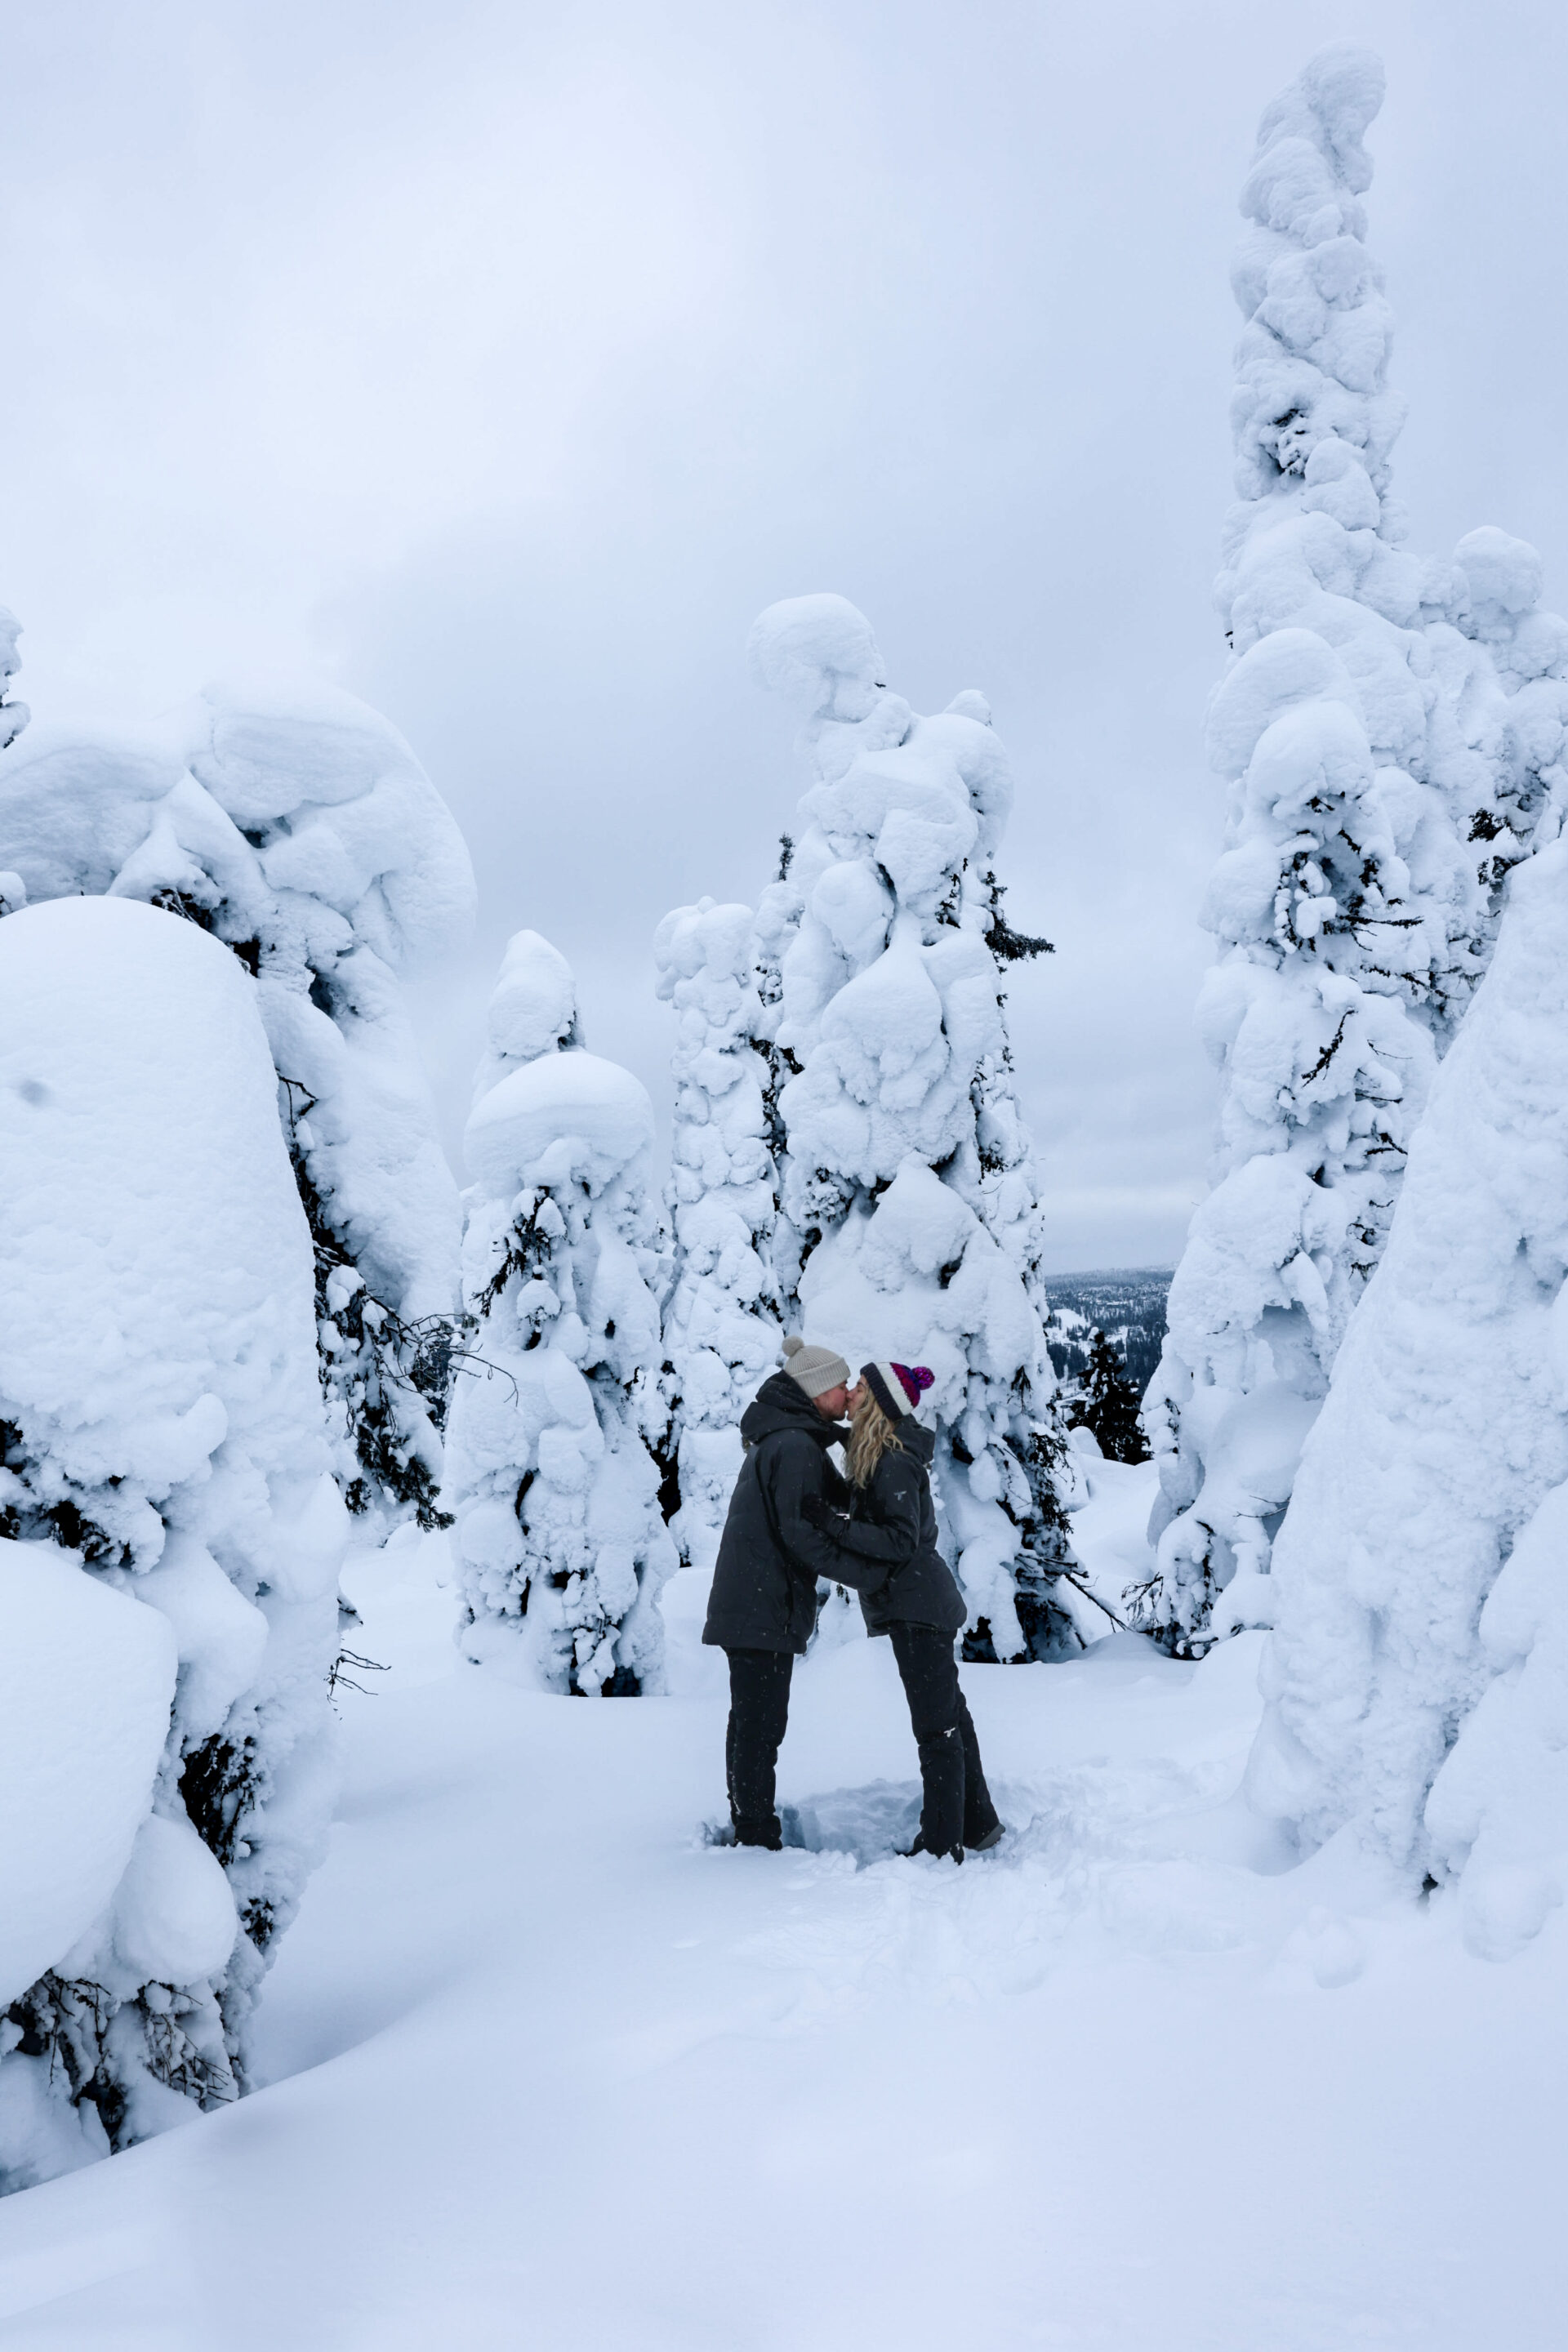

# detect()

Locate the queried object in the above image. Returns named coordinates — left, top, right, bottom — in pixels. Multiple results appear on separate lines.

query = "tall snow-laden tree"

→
left=0, top=898, right=345, bottom=2193
left=653, top=897, right=782, bottom=1573
left=0, top=676, right=476, bottom=1538
left=447, top=931, right=677, bottom=1695
left=1246, top=827, right=1568, bottom=1942
left=1144, top=45, right=1568, bottom=1652
left=748, top=593, right=1081, bottom=1662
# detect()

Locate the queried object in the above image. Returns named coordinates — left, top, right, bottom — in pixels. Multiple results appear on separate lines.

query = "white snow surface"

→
left=1249, top=831, right=1568, bottom=1881
left=0, top=1543, right=176, bottom=2009
left=2, top=1508, right=1562, bottom=2347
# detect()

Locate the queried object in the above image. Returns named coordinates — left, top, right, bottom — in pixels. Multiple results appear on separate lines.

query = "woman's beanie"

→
left=781, top=1334, right=852, bottom=1398
left=862, top=1360, right=935, bottom=1420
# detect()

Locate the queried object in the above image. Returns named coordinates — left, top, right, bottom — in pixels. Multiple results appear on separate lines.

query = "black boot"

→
left=900, top=1829, right=964, bottom=1863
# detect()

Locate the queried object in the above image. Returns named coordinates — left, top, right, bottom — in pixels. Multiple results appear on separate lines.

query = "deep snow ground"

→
left=1, top=1462, right=1564, bottom=2350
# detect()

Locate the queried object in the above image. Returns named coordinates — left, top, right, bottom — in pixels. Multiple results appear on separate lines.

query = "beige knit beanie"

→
left=780, top=1334, right=851, bottom=1399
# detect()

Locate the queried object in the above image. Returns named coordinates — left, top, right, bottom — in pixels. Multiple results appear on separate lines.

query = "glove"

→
left=803, top=1494, right=846, bottom=1531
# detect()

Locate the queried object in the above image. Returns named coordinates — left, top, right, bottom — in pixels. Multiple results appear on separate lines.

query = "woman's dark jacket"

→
left=702, top=1374, right=884, bottom=1655
left=804, top=1421, right=966, bottom=1637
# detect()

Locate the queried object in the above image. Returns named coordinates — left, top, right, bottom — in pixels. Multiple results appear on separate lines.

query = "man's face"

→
left=813, top=1383, right=850, bottom=1422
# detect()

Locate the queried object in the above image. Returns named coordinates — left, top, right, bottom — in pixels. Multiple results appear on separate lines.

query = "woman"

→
left=805, top=1361, right=1003, bottom=1863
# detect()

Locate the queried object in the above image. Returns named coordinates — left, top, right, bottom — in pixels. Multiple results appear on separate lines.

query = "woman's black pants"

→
left=724, top=1648, right=795, bottom=1847
left=889, top=1621, right=1000, bottom=1856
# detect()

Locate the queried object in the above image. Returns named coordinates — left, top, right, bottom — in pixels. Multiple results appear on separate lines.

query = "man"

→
left=702, top=1335, right=880, bottom=1847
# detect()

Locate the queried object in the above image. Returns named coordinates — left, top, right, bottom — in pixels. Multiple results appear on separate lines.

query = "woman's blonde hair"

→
left=845, top=1382, right=902, bottom=1489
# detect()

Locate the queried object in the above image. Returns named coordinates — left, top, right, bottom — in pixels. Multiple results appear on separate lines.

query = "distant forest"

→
left=1045, top=1269, right=1170, bottom=1399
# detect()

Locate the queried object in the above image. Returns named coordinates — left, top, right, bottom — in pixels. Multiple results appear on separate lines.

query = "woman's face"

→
left=845, top=1379, right=866, bottom=1413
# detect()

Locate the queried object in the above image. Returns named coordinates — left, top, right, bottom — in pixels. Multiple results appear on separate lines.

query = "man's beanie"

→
left=862, top=1360, right=935, bottom=1420
left=781, top=1334, right=852, bottom=1399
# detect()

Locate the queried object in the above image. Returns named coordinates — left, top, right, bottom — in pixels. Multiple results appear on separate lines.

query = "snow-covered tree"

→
left=1078, top=1332, right=1149, bottom=1466
left=748, top=594, right=1080, bottom=1662
left=1442, top=524, right=1568, bottom=912
left=1247, top=826, right=1568, bottom=1941
left=653, top=897, right=782, bottom=1572
left=1144, top=45, right=1568, bottom=1651
left=0, top=607, right=27, bottom=752
left=0, top=898, right=345, bottom=2191
left=447, top=931, right=677, bottom=1694
left=0, top=676, right=475, bottom=1538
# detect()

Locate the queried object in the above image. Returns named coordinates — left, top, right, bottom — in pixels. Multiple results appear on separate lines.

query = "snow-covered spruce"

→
left=1246, top=828, right=1568, bottom=1926
left=1075, top=1333, right=1150, bottom=1467
left=1444, top=523, right=1568, bottom=911
left=653, top=898, right=782, bottom=1573
left=446, top=933, right=677, bottom=1694
left=748, top=595, right=1082, bottom=1660
left=0, top=607, right=27, bottom=754
left=0, top=675, right=475, bottom=1537
left=0, top=899, right=346, bottom=2192
left=1145, top=46, right=1568, bottom=1650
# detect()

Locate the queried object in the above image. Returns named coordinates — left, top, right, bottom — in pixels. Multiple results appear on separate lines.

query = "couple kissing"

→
left=703, top=1336, right=1003, bottom=1861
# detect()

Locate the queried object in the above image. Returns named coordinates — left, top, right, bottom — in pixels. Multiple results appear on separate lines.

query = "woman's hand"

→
left=802, top=1494, right=849, bottom=1532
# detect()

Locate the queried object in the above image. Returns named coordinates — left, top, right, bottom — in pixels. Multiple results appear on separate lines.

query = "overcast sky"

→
left=3, top=0, right=1566, bottom=1269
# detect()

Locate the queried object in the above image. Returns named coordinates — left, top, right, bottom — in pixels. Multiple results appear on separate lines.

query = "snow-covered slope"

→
left=0, top=1512, right=1562, bottom=2347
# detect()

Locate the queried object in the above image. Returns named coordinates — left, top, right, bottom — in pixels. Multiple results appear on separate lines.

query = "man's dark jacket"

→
left=804, top=1421, right=966, bottom=1637
left=703, top=1374, right=882, bottom=1654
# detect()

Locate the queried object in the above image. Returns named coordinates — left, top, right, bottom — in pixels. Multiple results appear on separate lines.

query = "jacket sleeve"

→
left=766, top=1435, right=891, bottom=1595
left=812, top=1454, right=924, bottom=1568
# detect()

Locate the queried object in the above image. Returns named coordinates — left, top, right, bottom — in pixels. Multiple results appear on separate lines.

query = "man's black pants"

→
left=724, top=1648, right=795, bottom=1846
left=889, top=1621, right=1000, bottom=1856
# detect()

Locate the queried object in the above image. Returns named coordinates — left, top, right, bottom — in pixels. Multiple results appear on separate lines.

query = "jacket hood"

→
left=741, top=1370, right=842, bottom=1448
left=897, top=1420, right=936, bottom=1469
